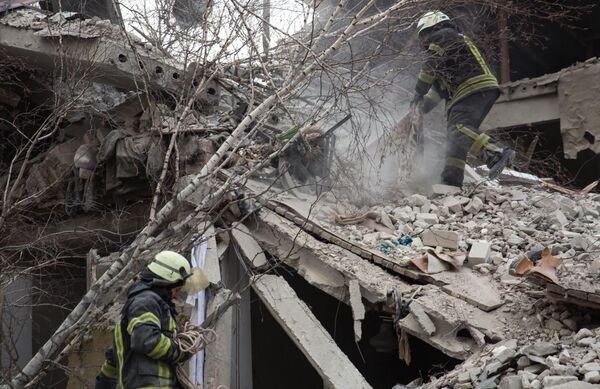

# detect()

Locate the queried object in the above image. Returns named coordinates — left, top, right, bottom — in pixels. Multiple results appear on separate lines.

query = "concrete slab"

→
left=197, top=222, right=221, bottom=284
left=253, top=275, right=372, bottom=389
left=231, top=222, right=268, bottom=268
left=409, top=301, right=436, bottom=336
left=348, top=279, right=365, bottom=342
left=422, top=229, right=461, bottom=250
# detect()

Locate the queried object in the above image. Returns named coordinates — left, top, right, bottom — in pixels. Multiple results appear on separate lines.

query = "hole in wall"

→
left=249, top=264, right=460, bottom=388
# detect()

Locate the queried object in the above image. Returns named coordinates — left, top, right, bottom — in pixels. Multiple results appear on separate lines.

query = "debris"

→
left=348, top=279, right=365, bottom=342
left=464, top=196, right=484, bottom=214
left=432, top=184, right=462, bottom=196
left=422, top=229, right=461, bottom=250
left=230, top=222, right=268, bottom=268
left=409, top=301, right=436, bottom=336
left=252, top=275, right=372, bottom=389
left=468, top=240, right=492, bottom=266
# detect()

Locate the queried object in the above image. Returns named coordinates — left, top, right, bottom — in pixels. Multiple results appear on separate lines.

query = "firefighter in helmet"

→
left=95, top=251, right=199, bottom=389
left=413, top=11, right=515, bottom=187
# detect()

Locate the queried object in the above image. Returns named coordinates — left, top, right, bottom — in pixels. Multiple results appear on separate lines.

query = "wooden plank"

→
left=253, top=275, right=372, bottom=389
left=230, top=222, right=268, bottom=268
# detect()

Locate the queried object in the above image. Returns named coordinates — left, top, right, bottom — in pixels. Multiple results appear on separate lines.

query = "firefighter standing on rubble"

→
left=95, top=251, right=196, bottom=389
left=412, top=11, right=515, bottom=187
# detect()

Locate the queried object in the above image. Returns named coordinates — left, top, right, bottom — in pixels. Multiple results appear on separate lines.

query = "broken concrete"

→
left=230, top=222, right=268, bottom=268
left=252, top=274, right=372, bottom=389
left=348, top=279, right=365, bottom=342
left=422, top=229, right=461, bottom=250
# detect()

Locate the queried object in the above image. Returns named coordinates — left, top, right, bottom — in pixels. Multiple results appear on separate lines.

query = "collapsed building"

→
left=0, top=1, right=599, bottom=389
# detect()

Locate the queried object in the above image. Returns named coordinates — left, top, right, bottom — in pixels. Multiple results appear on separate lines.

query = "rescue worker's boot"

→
left=487, top=148, right=515, bottom=179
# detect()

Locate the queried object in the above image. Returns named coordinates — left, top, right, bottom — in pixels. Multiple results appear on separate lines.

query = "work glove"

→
left=95, top=375, right=116, bottom=389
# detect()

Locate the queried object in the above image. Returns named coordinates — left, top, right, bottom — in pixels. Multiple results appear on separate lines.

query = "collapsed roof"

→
left=0, top=3, right=599, bottom=389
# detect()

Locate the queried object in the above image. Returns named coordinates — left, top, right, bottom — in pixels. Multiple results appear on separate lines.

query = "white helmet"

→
left=417, top=11, right=450, bottom=34
left=147, top=250, right=209, bottom=293
left=148, top=251, right=192, bottom=285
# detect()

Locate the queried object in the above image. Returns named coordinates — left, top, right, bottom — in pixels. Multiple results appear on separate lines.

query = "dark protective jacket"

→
left=96, top=281, right=188, bottom=389
left=415, top=27, right=499, bottom=111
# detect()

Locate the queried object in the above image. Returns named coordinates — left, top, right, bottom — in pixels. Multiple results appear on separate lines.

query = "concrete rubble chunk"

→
left=409, top=301, right=436, bottom=336
left=575, top=328, right=595, bottom=340
left=541, top=375, right=578, bottom=387
left=348, top=279, right=365, bottom=342
left=230, top=222, right=268, bottom=268
left=549, top=210, right=568, bottom=227
left=468, top=240, right=492, bottom=266
left=499, top=375, right=523, bottom=389
left=464, top=196, right=484, bottom=214
left=416, top=213, right=439, bottom=225
left=378, top=210, right=395, bottom=230
left=422, top=229, right=460, bottom=250
left=442, top=196, right=470, bottom=213
left=493, top=345, right=517, bottom=364
left=432, top=184, right=462, bottom=196
left=253, top=275, right=372, bottom=389
left=408, top=194, right=429, bottom=207
left=523, top=342, right=560, bottom=357
left=580, top=362, right=600, bottom=374
left=544, top=383, right=599, bottom=389
left=584, top=371, right=600, bottom=383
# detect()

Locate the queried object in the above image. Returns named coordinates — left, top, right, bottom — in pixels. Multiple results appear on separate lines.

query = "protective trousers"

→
left=442, top=89, right=503, bottom=186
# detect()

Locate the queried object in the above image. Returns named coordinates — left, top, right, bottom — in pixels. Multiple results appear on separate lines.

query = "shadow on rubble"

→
left=251, top=265, right=460, bottom=389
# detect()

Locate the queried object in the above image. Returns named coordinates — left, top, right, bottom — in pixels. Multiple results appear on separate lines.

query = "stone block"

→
left=468, top=240, right=491, bottom=266
left=541, top=375, right=577, bottom=387
left=584, top=371, right=600, bottom=383
left=464, top=197, right=484, bottom=214
left=416, top=213, right=438, bottom=225
left=422, top=229, right=460, bottom=250
left=580, top=362, right=600, bottom=374
left=499, top=375, right=523, bottom=389
left=408, top=194, right=428, bottom=207
left=442, top=196, right=467, bottom=213
left=549, top=210, right=568, bottom=227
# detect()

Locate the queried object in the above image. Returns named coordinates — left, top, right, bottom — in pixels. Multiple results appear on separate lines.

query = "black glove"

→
left=95, top=375, right=116, bottom=389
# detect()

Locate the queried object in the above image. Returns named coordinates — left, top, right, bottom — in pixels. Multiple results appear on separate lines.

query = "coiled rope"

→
left=173, top=322, right=218, bottom=389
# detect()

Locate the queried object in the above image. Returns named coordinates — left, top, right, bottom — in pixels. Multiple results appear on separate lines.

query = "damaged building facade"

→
left=1, top=1, right=600, bottom=389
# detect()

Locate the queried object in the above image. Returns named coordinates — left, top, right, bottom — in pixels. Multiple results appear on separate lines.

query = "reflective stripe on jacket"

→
left=98, top=281, right=186, bottom=389
left=415, top=27, right=499, bottom=110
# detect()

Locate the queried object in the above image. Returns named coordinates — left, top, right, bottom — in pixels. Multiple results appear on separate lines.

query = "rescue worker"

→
left=412, top=11, right=515, bottom=187
left=95, top=251, right=194, bottom=389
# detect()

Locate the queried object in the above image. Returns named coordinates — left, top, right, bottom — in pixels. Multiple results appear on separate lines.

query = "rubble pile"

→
left=316, top=178, right=600, bottom=388
left=326, top=182, right=599, bottom=283
left=423, top=325, right=600, bottom=389
left=2, top=3, right=600, bottom=389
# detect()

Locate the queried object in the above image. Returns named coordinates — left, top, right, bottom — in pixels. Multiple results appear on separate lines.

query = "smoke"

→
left=277, top=1, right=461, bottom=206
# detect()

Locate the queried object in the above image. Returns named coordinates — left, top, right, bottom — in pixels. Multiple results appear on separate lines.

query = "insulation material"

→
left=557, top=64, right=600, bottom=159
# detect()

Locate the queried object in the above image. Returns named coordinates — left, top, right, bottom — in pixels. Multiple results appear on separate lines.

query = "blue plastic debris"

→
left=399, top=236, right=413, bottom=246
left=380, top=236, right=413, bottom=253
